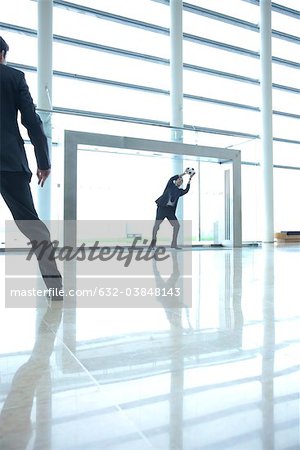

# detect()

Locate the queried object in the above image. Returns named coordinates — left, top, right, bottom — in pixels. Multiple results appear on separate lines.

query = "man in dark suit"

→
left=0, top=36, right=62, bottom=299
left=150, top=168, right=194, bottom=249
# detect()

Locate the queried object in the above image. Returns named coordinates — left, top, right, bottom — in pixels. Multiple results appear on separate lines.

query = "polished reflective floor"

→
left=0, top=245, right=299, bottom=450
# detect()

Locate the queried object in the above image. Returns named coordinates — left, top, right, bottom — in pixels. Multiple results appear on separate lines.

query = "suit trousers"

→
left=151, top=206, right=180, bottom=247
left=0, top=171, right=62, bottom=289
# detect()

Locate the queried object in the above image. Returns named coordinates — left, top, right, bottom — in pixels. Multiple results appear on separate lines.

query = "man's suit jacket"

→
left=155, top=175, right=190, bottom=211
left=0, top=64, right=50, bottom=173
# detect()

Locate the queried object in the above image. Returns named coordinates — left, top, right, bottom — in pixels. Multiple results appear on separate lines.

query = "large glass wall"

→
left=0, top=0, right=299, bottom=245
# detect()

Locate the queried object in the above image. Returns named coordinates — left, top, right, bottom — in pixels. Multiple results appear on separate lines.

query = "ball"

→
left=186, top=167, right=195, bottom=176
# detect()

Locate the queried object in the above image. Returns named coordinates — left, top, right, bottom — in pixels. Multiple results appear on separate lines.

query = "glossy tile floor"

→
left=0, top=244, right=299, bottom=450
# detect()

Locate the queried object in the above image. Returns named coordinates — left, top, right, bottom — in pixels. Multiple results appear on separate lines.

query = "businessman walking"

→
left=0, top=36, right=62, bottom=299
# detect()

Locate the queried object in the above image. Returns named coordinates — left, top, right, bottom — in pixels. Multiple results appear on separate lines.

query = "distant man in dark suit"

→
left=0, top=36, right=62, bottom=299
left=150, top=168, right=194, bottom=249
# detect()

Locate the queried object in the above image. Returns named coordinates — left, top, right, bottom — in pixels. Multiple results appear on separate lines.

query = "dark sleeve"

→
left=156, top=175, right=180, bottom=204
left=166, top=175, right=179, bottom=188
left=180, top=182, right=190, bottom=196
left=17, top=73, right=51, bottom=170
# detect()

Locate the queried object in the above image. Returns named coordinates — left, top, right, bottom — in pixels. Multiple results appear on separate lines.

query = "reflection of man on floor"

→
left=0, top=304, right=63, bottom=450
left=150, top=169, right=194, bottom=249
left=153, top=251, right=192, bottom=331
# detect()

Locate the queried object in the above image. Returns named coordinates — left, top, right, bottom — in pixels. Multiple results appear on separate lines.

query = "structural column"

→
left=170, top=0, right=183, bottom=142
left=37, top=0, right=53, bottom=220
left=260, top=0, right=274, bottom=243
left=170, top=0, right=184, bottom=222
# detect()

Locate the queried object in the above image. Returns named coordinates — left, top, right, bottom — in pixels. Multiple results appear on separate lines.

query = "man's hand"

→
left=37, top=169, right=51, bottom=187
left=179, top=169, right=190, bottom=177
left=189, top=172, right=195, bottom=182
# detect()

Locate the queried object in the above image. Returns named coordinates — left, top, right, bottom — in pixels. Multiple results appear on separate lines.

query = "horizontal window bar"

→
left=12, top=62, right=300, bottom=118
left=36, top=106, right=300, bottom=146
left=2, top=24, right=299, bottom=95
left=156, top=0, right=300, bottom=21
left=53, top=0, right=168, bottom=35
left=242, top=161, right=300, bottom=171
left=1, top=22, right=299, bottom=72
left=154, top=0, right=300, bottom=30
left=54, top=0, right=300, bottom=45
left=242, top=0, right=300, bottom=19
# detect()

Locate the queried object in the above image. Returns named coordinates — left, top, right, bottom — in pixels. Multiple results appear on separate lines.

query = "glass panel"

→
left=53, top=9, right=169, bottom=58
left=183, top=71, right=260, bottom=106
left=76, top=146, right=225, bottom=245
left=53, top=42, right=170, bottom=89
left=183, top=11, right=259, bottom=51
left=183, top=99, right=259, bottom=135
left=51, top=112, right=171, bottom=143
left=183, top=41, right=260, bottom=78
left=274, top=168, right=300, bottom=232
left=0, top=0, right=37, bottom=28
left=241, top=165, right=261, bottom=242
left=273, top=116, right=300, bottom=142
left=272, top=89, right=299, bottom=116
left=2, top=33, right=37, bottom=67
left=184, top=0, right=259, bottom=23
left=188, top=132, right=255, bottom=149
left=183, top=161, right=200, bottom=243
left=236, top=139, right=260, bottom=165
left=199, top=162, right=224, bottom=242
left=77, top=147, right=174, bottom=222
left=272, top=63, right=300, bottom=90
left=272, top=37, right=300, bottom=64
left=59, top=0, right=169, bottom=27
left=240, top=152, right=300, bottom=242
left=272, top=11, right=300, bottom=38
left=273, top=0, right=300, bottom=9
left=53, top=78, right=169, bottom=121
left=273, top=142, right=300, bottom=167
